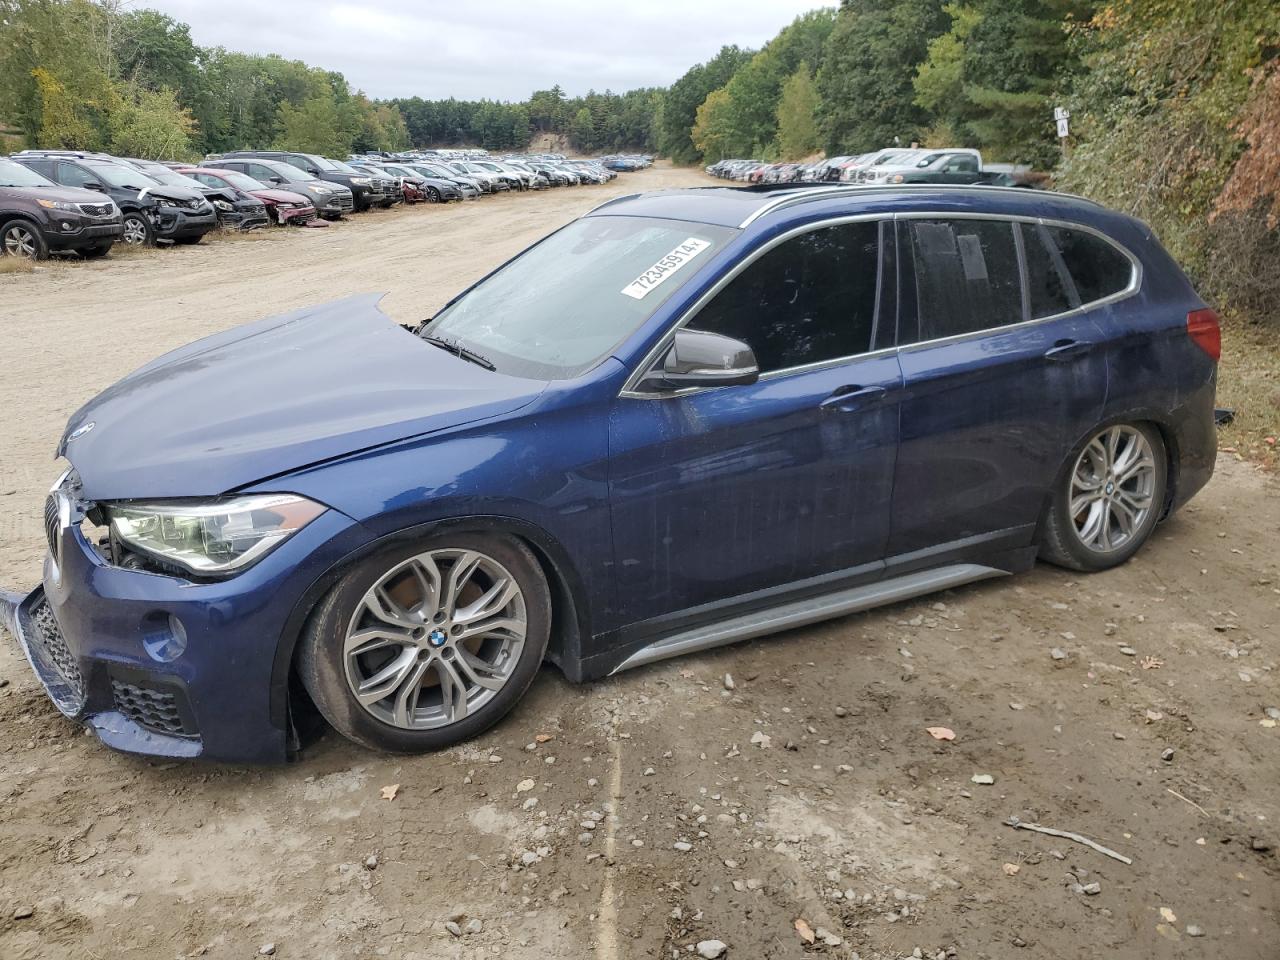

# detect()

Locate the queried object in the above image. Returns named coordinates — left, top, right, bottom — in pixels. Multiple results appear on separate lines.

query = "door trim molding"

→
left=609, top=562, right=1006, bottom=674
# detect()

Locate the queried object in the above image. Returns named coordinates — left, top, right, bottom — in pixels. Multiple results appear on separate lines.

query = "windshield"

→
left=264, top=162, right=312, bottom=184
left=148, top=168, right=207, bottom=189
left=328, top=159, right=362, bottom=174
left=0, top=158, right=55, bottom=187
left=425, top=215, right=736, bottom=380
left=220, top=171, right=264, bottom=190
left=310, top=155, right=338, bottom=171
left=86, top=162, right=159, bottom=189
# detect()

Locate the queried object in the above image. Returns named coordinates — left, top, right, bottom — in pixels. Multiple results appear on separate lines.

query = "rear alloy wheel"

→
left=2, top=221, right=47, bottom=260
left=299, top=534, right=550, bottom=752
left=121, top=213, right=153, bottom=246
left=1040, top=422, right=1166, bottom=571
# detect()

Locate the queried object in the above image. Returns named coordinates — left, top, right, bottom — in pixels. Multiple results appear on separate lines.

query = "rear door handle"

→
left=820, top=384, right=888, bottom=412
left=1044, top=339, right=1095, bottom=361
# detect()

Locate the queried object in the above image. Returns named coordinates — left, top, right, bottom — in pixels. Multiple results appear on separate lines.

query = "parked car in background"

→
left=0, top=156, right=122, bottom=259
left=218, top=151, right=389, bottom=211
left=205, top=157, right=353, bottom=220
left=371, top=163, right=463, bottom=203
left=402, top=161, right=483, bottom=199
left=7, top=182, right=1217, bottom=763
left=346, top=162, right=402, bottom=207
left=13, top=151, right=216, bottom=246
left=868, top=149, right=988, bottom=185
left=123, top=158, right=269, bottom=231
left=176, top=167, right=318, bottom=226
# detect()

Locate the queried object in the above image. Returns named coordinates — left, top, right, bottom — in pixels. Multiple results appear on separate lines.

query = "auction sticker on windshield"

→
left=621, top=238, right=712, bottom=300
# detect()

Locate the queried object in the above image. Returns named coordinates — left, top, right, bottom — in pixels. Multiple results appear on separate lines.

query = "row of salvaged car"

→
left=707, top=147, right=1034, bottom=188
left=0, top=149, right=652, bottom=260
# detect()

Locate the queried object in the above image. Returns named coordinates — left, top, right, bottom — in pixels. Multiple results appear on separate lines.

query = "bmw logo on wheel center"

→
left=427, top=628, right=448, bottom=648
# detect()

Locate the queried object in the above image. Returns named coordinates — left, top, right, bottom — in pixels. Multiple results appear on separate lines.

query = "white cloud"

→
left=143, top=0, right=832, bottom=100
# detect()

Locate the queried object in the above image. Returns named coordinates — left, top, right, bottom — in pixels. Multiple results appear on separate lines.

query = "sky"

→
left=141, top=0, right=833, bottom=101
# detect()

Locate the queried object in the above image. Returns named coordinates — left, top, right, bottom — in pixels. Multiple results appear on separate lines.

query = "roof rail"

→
left=736, top=182, right=1101, bottom=228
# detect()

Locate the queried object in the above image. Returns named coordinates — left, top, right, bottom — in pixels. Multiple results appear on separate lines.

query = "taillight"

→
left=1186, top=308, right=1221, bottom=361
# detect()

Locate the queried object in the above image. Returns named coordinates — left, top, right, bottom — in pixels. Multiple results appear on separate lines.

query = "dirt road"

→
left=1, top=165, right=1276, bottom=960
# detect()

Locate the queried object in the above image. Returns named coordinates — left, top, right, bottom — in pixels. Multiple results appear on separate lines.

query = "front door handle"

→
left=820, top=384, right=888, bottom=413
left=1044, top=339, right=1095, bottom=361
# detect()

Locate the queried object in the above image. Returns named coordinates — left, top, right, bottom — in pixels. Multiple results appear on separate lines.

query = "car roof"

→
left=586, top=184, right=1108, bottom=231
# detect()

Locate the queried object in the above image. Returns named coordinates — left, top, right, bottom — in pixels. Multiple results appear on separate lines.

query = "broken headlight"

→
left=105, top=494, right=326, bottom=575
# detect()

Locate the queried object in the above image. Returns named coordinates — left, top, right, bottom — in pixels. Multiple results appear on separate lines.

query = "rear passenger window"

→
left=907, top=219, right=1023, bottom=341
left=688, top=220, right=883, bottom=374
left=1020, top=222, right=1079, bottom=318
left=1044, top=226, right=1133, bottom=304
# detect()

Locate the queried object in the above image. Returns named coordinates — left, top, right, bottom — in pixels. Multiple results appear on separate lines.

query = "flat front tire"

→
left=1040, top=422, right=1167, bottom=572
left=298, top=533, right=551, bottom=753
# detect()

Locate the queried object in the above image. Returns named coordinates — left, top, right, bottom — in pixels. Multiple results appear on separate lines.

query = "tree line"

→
left=1, top=0, right=1276, bottom=314
left=660, top=0, right=1279, bottom=317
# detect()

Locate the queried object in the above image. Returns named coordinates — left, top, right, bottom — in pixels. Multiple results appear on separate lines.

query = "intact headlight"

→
left=308, top=185, right=331, bottom=194
left=37, top=198, right=79, bottom=212
left=350, top=176, right=371, bottom=185
left=213, top=199, right=233, bottom=211
left=106, top=494, right=326, bottom=575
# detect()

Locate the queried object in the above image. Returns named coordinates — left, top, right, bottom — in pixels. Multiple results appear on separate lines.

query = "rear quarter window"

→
left=1044, top=226, right=1133, bottom=304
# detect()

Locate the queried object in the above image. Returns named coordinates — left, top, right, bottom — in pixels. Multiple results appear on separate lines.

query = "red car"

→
left=176, top=167, right=321, bottom=226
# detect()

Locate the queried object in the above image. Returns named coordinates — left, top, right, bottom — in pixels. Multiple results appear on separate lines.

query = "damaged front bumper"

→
left=0, top=473, right=365, bottom=764
left=1, top=585, right=202, bottom=758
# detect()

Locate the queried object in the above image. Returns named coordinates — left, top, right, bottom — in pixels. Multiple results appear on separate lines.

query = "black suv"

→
left=0, top=157, right=123, bottom=258
left=218, top=151, right=392, bottom=211
left=12, top=152, right=217, bottom=246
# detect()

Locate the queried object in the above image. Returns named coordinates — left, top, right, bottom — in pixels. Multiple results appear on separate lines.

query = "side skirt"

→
left=608, top=562, right=1007, bottom=675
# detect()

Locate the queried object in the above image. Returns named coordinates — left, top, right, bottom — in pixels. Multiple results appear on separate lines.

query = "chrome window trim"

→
left=620, top=213, right=889, bottom=399
left=619, top=209, right=1143, bottom=399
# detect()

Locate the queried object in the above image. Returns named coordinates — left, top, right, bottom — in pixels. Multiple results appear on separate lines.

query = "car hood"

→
left=7, top=184, right=114, bottom=205
left=253, top=188, right=311, bottom=204
left=140, top=184, right=206, bottom=203
left=59, top=293, right=547, bottom=501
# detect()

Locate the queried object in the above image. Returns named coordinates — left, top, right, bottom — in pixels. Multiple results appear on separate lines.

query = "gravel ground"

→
left=0, top=164, right=1276, bottom=960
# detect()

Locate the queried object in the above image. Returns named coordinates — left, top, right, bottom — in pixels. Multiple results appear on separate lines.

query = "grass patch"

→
left=0, top=255, right=36, bottom=275
left=1217, top=317, right=1280, bottom=469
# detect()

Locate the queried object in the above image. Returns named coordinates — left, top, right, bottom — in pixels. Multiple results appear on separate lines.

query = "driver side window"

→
left=685, top=220, right=885, bottom=374
left=57, top=162, right=99, bottom=189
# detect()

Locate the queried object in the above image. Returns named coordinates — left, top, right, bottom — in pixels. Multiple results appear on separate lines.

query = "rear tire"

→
left=1040, top=422, right=1167, bottom=572
left=298, top=532, right=551, bottom=753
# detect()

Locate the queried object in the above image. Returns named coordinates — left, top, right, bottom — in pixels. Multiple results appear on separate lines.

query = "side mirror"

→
left=638, top=329, right=759, bottom=393
left=84, top=181, right=106, bottom=192
left=269, top=177, right=283, bottom=185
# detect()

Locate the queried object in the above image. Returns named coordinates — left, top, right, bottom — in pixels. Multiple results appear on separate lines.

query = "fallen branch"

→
left=1166, top=788, right=1210, bottom=818
left=1004, top=816, right=1133, bottom=865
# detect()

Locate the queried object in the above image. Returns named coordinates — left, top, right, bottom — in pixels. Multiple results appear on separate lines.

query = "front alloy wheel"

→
left=2, top=221, right=47, bottom=259
left=299, top=533, right=550, bottom=753
left=1040, top=422, right=1167, bottom=571
left=343, top=549, right=527, bottom=730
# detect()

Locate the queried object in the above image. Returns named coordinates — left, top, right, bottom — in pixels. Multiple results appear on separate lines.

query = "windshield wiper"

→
left=423, top=335, right=496, bottom=371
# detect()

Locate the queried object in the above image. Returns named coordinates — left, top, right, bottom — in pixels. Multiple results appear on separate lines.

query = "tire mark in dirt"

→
left=596, top=711, right=623, bottom=960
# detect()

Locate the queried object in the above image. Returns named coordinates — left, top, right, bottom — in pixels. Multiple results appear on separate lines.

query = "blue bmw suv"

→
left=2, top=184, right=1219, bottom=762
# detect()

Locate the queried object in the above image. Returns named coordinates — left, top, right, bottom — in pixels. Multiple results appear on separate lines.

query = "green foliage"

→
left=913, top=0, right=1089, bottom=165
left=108, top=82, right=196, bottom=158
left=708, top=11, right=836, bottom=159
left=659, top=45, right=753, bottom=164
left=274, top=92, right=352, bottom=156
left=775, top=63, right=821, bottom=159
left=1057, top=0, right=1280, bottom=305
left=817, top=0, right=950, bottom=154
left=691, top=87, right=734, bottom=162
